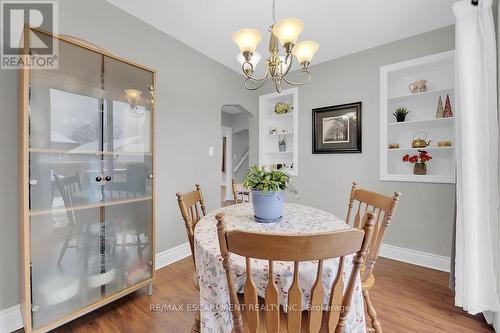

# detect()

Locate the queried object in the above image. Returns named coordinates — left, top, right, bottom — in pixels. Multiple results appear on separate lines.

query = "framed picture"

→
left=312, top=102, right=362, bottom=153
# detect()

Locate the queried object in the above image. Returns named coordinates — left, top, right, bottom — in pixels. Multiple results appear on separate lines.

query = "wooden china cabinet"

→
left=18, top=27, right=156, bottom=332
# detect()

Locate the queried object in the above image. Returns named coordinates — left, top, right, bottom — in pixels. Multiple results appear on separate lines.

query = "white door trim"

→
left=221, top=126, right=233, bottom=201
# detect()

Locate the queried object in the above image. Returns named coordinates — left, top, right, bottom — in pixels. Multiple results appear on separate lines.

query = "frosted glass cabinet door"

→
left=30, top=210, right=102, bottom=328
left=101, top=57, right=155, bottom=292
left=103, top=200, right=153, bottom=296
left=29, top=37, right=105, bottom=329
left=102, top=57, right=154, bottom=202
left=29, top=38, right=105, bottom=212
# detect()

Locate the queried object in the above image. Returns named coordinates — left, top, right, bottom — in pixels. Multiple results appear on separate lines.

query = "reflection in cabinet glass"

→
left=19, top=27, right=156, bottom=332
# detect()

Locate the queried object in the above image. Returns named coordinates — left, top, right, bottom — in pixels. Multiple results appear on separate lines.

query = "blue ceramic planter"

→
left=251, top=189, right=284, bottom=222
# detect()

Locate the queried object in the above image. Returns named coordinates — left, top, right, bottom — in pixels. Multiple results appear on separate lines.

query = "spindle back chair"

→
left=176, top=184, right=207, bottom=333
left=176, top=184, right=207, bottom=269
left=216, top=211, right=376, bottom=333
left=345, top=182, right=401, bottom=333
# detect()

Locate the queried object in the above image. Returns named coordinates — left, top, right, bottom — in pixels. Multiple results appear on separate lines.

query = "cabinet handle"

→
left=148, top=174, right=153, bottom=180
left=105, top=176, right=112, bottom=181
left=95, top=176, right=102, bottom=182
left=29, top=179, right=38, bottom=186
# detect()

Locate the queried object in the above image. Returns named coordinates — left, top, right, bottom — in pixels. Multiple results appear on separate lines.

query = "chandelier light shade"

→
left=232, top=0, right=319, bottom=93
left=232, top=28, right=262, bottom=54
left=272, top=18, right=304, bottom=47
left=292, top=41, right=319, bottom=65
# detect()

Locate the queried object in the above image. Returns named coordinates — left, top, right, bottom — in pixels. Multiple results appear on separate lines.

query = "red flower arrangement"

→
left=402, top=150, right=432, bottom=164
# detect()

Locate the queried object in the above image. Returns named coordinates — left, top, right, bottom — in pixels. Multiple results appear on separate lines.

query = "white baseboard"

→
left=379, top=243, right=451, bottom=272
left=155, top=242, right=191, bottom=270
left=0, top=304, right=23, bottom=333
left=483, top=311, right=494, bottom=325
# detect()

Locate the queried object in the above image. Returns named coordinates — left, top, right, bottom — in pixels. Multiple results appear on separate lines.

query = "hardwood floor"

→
left=19, top=257, right=493, bottom=332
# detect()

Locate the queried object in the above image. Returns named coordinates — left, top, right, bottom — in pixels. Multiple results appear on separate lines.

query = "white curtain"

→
left=453, top=0, right=500, bottom=315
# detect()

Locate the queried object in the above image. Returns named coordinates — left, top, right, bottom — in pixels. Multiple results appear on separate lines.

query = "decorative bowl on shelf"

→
left=438, top=140, right=452, bottom=147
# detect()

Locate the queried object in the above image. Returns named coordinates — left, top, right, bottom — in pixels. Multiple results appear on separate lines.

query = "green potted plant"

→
left=274, top=102, right=293, bottom=115
left=243, top=165, right=297, bottom=223
left=393, top=107, right=410, bottom=122
left=278, top=136, right=286, bottom=152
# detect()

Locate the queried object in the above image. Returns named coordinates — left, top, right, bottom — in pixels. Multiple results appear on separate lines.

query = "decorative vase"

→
left=251, top=189, right=285, bottom=222
left=443, top=94, right=453, bottom=118
left=413, top=162, right=427, bottom=175
left=279, top=143, right=286, bottom=152
left=408, top=80, right=428, bottom=94
left=436, top=96, right=444, bottom=118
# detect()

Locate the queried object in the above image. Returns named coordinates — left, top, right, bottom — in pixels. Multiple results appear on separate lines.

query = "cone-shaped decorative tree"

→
left=436, top=96, right=444, bottom=118
left=443, top=94, right=453, bottom=118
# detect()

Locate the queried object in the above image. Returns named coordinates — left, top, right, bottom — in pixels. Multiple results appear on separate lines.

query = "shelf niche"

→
left=380, top=51, right=456, bottom=184
left=259, top=88, right=298, bottom=176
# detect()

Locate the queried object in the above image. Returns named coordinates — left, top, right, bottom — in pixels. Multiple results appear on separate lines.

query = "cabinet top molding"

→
left=26, top=25, right=156, bottom=73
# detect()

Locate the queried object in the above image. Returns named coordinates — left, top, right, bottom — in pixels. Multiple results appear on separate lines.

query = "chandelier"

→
left=232, top=0, right=319, bottom=93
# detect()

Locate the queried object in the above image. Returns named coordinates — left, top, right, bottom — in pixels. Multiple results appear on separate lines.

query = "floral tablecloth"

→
left=194, top=203, right=366, bottom=333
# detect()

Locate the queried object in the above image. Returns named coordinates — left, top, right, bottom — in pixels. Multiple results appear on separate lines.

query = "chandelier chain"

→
left=272, top=0, right=276, bottom=24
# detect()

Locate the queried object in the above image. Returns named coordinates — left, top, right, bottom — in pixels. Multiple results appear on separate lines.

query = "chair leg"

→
left=363, top=289, right=383, bottom=333
left=191, top=309, right=201, bottom=333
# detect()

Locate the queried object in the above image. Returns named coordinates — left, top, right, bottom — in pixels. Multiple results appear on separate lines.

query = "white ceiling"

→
left=106, top=0, right=456, bottom=74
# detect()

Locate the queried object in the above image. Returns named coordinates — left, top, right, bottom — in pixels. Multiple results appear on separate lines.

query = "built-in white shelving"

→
left=259, top=88, right=298, bottom=176
left=388, top=146, right=454, bottom=152
left=388, top=117, right=454, bottom=126
left=266, top=132, right=293, bottom=136
left=388, top=87, right=454, bottom=101
left=380, top=51, right=456, bottom=184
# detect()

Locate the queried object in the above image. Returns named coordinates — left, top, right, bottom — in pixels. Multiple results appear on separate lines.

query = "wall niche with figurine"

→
left=380, top=51, right=455, bottom=184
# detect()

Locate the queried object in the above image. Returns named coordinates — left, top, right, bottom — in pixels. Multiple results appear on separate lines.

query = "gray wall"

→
left=0, top=0, right=258, bottom=311
left=276, top=26, right=456, bottom=257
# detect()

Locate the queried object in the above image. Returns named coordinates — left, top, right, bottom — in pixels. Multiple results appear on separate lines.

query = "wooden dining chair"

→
left=345, top=182, right=401, bottom=333
left=54, top=173, right=81, bottom=266
left=216, top=211, right=376, bottom=333
left=231, top=179, right=250, bottom=204
left=176, top=184, right=207, bottom=333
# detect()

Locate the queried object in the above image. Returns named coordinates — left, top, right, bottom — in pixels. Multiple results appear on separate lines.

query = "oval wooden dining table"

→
left=194, top=202, right=366, bottom=333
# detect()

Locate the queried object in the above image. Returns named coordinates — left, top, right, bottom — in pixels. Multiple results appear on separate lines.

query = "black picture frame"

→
left=312, top=102, right=362, bottom=154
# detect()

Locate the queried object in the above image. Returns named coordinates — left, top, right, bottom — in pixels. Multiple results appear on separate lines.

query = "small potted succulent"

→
left=402, top=150, right=432, bottom=175
left=278, top=136, right=286, bottom=152
left=243, top=165, right=297, bottom=223
left=274, top=102, right=293, bottom=115
left=393, top=107, right=410, bottom=122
